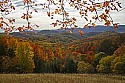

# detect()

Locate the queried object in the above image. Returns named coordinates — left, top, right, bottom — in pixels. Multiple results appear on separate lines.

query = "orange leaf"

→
left=90, top=8, right=95, bottom=12
left=0, top=2, right=2, bottom=5
left=1, top=21, right=9, bottom=26
left=105, top=9, right=110, bottom=14
left=4, top=1, right=8, bottom=4
left=9, top=20, right=13, bottom=24
left=99, top=14, right=104, bottom=19
left=92, top=23, right=96, bottom=28
left=55, top=9, right=59, bottom=14
left=18, top=27, right=22, bottom=32
left=34, top=9, right=38, bottom=13
left=113, top=23, right=118, bottom=30
left=0, top=23, right=3, bottom=28
left=54, top=23, right=57, bottom=27
left=51, top=12, right=55, bottom=14
left=77, top=0, right=81, bottom=3
left=0, top=17, right=3, bottom=20
left=78, top=30, right=84, bottom=36
left=84, top=24, right=88, bottom=28
left=103, top=1, right=109, bottom=7
left=29, top=15, right=32, bottom=18
left=47, top=12, right=50, bottom=17
left=21, top=16, right=25, bottom=19
left=92, top=16, right=95, bottom=19
left=83, top=1, right=87, bottom=4
left=105, top=20, right=111, bottom=26
left=11, top=6, right=15, bottom=10
left=72, top=18, right=76, bottom=21
left=69, top=30, right=73, bottom=34
left=23, top=0, right=27, bottom=5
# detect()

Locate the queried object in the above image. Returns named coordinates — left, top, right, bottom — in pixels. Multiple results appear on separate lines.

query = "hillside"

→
left=10, top=26, right=121, bottom=43
left=1, top=27, right=125, bottom=74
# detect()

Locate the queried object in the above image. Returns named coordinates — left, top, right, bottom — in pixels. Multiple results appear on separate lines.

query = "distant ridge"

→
left=81, top=25, right=125, bottom=33
left=10, top=25, right=125, bottom=37
left=38, top=25, right=125, bottom=34
left=10, top=26, right=123, bottom=40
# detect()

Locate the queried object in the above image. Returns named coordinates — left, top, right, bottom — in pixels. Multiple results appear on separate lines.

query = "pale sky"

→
left=0, top=0, right=125, bottom=30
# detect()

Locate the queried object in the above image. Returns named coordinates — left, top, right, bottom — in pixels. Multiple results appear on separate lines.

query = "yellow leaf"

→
left=99, top=4, right=103, bottom=8
left=29, top=15, right=32, bottom=18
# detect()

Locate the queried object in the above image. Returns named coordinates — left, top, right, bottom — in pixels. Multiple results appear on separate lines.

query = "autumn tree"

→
left=14, top=42, right=35, bottom=73
left=0, top=36, right=18, bottom=73
left=113, top=33, right=125, bottom=48
left=113, top=62, right=125, bottom=74
left=31, top=43, right=45, bottom=73
left=111, top=45, right=125, bottom=74
left=114, top=44, right=125, bottom=57
left=98, top=38, right=116, bottom=55
left=0, top=36, right=18, bottom=57
left=96, top=56, right=115, bottom=73
left=77, top=61, right=94, bottom=73
left=93, top=52, right=108, bottom=68
left=111, top=55, right=125, bottom=74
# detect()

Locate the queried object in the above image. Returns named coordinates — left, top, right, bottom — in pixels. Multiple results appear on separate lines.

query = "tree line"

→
left=0, top=33, right=125, bottom=74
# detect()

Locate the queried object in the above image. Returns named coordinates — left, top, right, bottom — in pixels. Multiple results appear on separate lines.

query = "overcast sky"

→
left=0, top=0, right=125, bottom=30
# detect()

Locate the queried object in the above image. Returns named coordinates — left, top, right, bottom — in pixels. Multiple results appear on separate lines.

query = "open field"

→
left=0, top=74, right=125, bottom=83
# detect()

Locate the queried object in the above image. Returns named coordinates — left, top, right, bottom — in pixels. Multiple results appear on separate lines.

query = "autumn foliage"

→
left=0, top=0, right=124, bottom=34
left=0, top=0, right=125, bottom=74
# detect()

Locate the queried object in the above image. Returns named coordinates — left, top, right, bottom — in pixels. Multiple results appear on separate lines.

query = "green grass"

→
left=0, top=74, right=125, bottom=83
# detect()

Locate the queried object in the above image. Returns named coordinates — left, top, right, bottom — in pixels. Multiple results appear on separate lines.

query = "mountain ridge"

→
left=37, top=25, right=125, bottom=34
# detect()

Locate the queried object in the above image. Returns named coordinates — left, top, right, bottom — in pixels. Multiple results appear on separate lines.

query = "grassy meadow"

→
left=0, top=74, right=125, bottom=83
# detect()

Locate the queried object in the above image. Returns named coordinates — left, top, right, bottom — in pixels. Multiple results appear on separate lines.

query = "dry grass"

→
left=0, top=74, right=125, bottom=83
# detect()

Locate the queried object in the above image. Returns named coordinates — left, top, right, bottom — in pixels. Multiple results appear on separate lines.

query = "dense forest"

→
left=0, top=30, right=125, bottom=74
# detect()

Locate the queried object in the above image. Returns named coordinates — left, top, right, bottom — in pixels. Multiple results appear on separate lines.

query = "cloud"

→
left=1, top=0, right=124, bottom=30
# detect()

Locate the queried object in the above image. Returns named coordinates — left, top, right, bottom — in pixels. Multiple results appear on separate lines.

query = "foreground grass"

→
left=0, top=74, right=125, bottom=83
